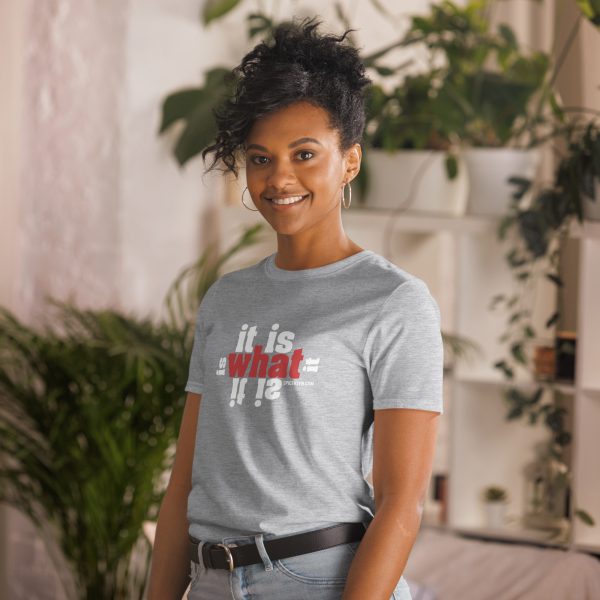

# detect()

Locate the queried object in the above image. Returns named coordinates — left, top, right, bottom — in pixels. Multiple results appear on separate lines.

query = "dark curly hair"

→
left=201, top=15, right=372, bottom=178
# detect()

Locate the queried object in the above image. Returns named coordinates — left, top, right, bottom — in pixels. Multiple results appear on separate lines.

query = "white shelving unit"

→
left=216, top=202, right=600, bottom=556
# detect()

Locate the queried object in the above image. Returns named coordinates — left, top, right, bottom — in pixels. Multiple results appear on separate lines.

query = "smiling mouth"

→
left=265, top=194, right=310, bottom=206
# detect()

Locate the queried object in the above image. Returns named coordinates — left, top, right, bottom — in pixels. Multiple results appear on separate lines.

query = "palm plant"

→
left=0, top=224, right=263, bottom=599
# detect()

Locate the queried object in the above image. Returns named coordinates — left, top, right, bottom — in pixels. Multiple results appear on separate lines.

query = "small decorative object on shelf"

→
left=555, top=330, right=576, bottom=382
left=481, top=485, right=509, bottom=529
left=432, top=473, right=448, bottom=525
left=533, top=342, right=555, bottom=381
left=522, top=440, right=571, bottom=533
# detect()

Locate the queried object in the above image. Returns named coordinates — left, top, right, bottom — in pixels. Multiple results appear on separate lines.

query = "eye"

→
left=297, top=150, right=314, bottom=161
left=250, top=155, right=269, bottom=165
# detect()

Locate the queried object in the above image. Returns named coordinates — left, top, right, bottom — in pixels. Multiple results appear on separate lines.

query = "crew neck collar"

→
left=263, top=250, right=373, bottom=281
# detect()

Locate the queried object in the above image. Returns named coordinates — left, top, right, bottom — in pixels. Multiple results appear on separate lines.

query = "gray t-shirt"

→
left=185, top=249, right=444, bottom=542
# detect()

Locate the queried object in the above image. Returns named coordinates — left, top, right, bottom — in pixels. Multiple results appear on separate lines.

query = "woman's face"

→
left=243, top=100, right=361, bottom=236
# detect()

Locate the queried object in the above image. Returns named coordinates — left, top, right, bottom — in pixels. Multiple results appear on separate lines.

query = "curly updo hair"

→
left=201, top=15, right=372, bottom=178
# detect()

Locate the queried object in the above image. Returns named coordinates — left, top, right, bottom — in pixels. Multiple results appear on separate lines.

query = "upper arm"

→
left=167, top=391, right=201, bottom=494
left=372, top=407, right=440, bottom=511
left=363, top=279, right=444, bottom=414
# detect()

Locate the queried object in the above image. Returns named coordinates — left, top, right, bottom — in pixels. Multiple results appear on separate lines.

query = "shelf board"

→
left=343, top=206, right=499, bottom=235
left=223, top=202, right=600, bottom=239
left=451, top=524, right=571, bottom=549
left=422, top=522, right=571, bottom=550
left=568, top=219, right=600, bottom=239
left=573, top=542, right=600, bottom=556
left=449, top=373, right=575, bottom=394
left=581, top=386, right=600, bottom=396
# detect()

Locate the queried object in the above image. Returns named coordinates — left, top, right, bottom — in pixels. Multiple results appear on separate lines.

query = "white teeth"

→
left=268, top=195, right=307, bottom=205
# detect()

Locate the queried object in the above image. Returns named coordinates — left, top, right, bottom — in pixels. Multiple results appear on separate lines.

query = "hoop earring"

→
left=241, top=186, right=259, bottom=211
left=341, top=182, right=352, bottom=209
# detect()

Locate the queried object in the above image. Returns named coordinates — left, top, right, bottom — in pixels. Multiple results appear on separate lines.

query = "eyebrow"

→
left=245, top=137, right=324, bottom=152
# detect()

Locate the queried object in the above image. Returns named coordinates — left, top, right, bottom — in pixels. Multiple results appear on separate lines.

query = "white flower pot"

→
left=362, top=149, right=468, bottom=215
left=484, top=501, right=507, bottom=529
left=463, top=147, right=542, bottom=217
left=582, top=180, right=600, bottom=221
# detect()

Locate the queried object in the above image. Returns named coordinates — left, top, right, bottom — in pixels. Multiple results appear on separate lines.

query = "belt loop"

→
left=201, top=542, right=213, bottom=569
left=197, top=542, right=206, bottom=569
left=253, top=533, right=273, bottom=571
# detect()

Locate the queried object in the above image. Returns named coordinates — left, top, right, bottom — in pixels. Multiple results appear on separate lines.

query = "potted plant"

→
left=397, top=0, right=553, bottom=217
left=0, top=226, right=263, bottom=599
left=360, top=70, right=468, bottom=215
left=481, top=484, right=509, bottom=528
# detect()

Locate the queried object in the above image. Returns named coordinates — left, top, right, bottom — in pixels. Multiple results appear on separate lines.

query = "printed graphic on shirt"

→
left=217, top=322, right=319, bottom=408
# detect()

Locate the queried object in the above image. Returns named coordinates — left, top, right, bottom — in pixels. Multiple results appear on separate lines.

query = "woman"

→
left=148, top=16, right=443, bottom=600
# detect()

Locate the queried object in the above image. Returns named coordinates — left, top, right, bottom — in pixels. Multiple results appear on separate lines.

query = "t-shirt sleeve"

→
left=184, top=285, right=215, bottom=395
left=362, top=278, right=444, bottom=413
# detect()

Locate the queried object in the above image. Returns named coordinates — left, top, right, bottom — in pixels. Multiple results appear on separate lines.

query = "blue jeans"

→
left=187, top=524, right=412, bottom=600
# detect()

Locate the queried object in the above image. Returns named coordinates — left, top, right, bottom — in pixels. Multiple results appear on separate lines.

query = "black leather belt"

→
left=189, top=522, right=367, bottom=571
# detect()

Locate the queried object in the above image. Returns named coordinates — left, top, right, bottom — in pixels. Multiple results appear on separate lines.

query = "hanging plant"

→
left=490, top=120, right=600, bottom=528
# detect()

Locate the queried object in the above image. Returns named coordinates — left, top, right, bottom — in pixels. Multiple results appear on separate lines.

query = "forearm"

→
left=147, top=485, right=192, bottom=600
left=342, top=501, right=422, bottom=600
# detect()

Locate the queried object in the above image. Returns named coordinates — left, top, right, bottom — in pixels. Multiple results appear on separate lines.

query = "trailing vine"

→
left=492, top=120, right=600, bottom=527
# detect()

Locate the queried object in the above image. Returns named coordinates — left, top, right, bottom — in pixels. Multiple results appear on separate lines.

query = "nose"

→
left=264, top=157, right=298, bottom=189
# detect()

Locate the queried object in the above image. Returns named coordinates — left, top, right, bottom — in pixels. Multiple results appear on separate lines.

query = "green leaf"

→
left=158, top=89, right=205, bottom=134
left=201, top=0, right=243, bottom=25
left=201, top=66, right=233, bottom=92
left=531, top=386, right=544, bottom=404
left=169, top=68, right=233, bottom=166
left=247, top=13, right=274, bottom=39
left=497, top=215, right=515, bottom=240
left=507, top=406, right=523, bottom=420
left=509, top=310, right=529, bottom=324
left=546, top=272, right=564, bottom=287
left=510, top=342, right=527, bottom=365
left=592, top=134, right=600, bottom=177
left=576, top=0, right=600, bottom=26
left=575, top=508, right=596, bottom=526
left=517, top=210, right=549, bottom=258
left=506, top=248, right=529, bottom=268
left=498, top=23, right=517, bottom=48
left=549, top=91, right=566, bottom=123
left=374, top=65, right=397, bottom=77
left=445, top=153, right=458, bottom=179
left=545, top=311, right=560, bottom=328
left=494, top=359, right=514, bottom=378
left=507, top=176, right=532, bottom=200
left=555, top=431, right=572, bottom=446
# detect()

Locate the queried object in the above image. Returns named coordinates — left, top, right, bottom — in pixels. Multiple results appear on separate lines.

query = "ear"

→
left=343, top=143, right=362, bottom=184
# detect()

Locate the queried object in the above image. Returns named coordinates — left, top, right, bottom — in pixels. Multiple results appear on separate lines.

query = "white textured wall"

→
left=18, top=0, right=127, bottom=321
left=1, top=0, right=233, bottom=597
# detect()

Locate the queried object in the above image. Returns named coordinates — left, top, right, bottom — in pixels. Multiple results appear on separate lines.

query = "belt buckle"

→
left=215, top=543, right=235, bottom=571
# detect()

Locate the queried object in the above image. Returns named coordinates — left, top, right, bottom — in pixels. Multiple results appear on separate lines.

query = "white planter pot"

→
left=582, top=180, right=600, bottom=221
left=484, top=501, right=507, bottom=529
left=463, top=147, right=542, bottom=217
left=362, top=149, right=468, bottom=215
